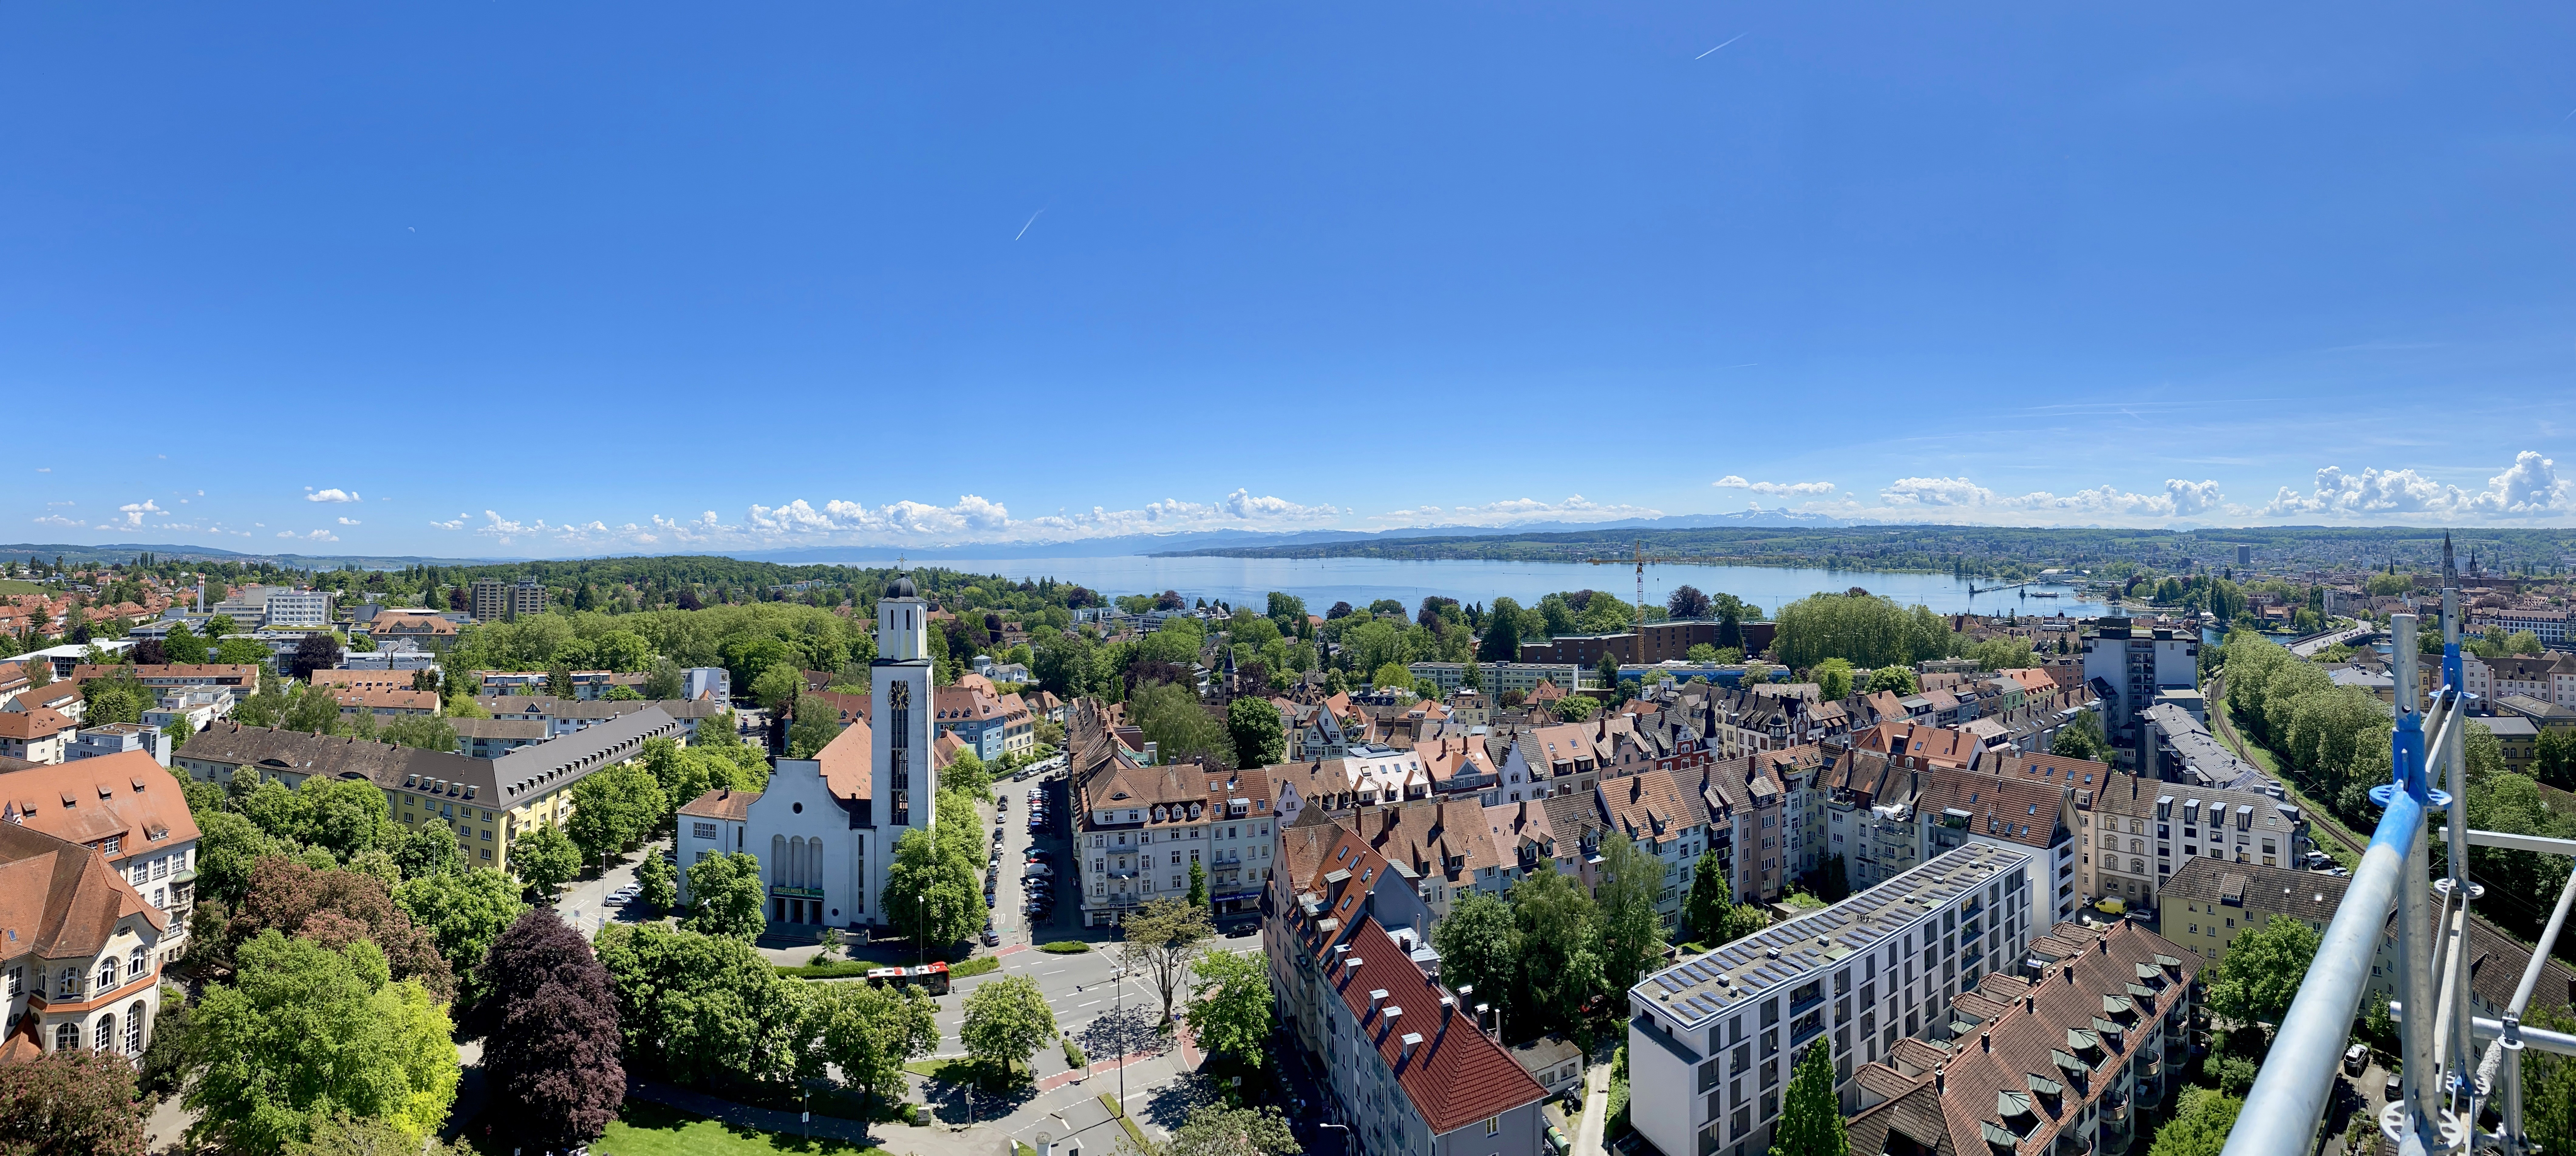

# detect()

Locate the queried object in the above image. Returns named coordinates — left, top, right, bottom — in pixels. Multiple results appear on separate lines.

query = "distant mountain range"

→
left=0, top=542, right=515, bottom=569
left=726, top=509, right=1857, bottom=563
left=0, top=511, right=1854, bottom=570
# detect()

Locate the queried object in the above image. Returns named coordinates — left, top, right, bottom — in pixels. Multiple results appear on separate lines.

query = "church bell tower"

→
left=872, top=572, right=936, bottom=845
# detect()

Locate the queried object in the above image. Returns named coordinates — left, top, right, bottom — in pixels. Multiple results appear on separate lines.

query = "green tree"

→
left=510, top=824, right=581, bottom=901
left=1189, top=859, right=1210, bottom=907
left=1551, top=695, right=1600, bottom=723
left=1184, top=948, right=1275, bottom=1069
left=391, top=868, right=527, bottom=1003
left=960, top=974, right=1058, bottom=1082
left=300, top=776, right=396, bottom=861
left=1119, top=895, right=1216, bottom=1023
left=1817, top=854, right=1850, bottom=902
left=881, top=827, right=982, bottom=950
left=546, top=662, right=576, bottom=698
left=1510, top=862, right=1605, bottom=1033
left=1592, top=832, right=1666, bottom=996
left=637, top=851, right=678, bottom=913
left=1866, top=665, right=1918, bottom=695
left=804, top=980, right=940, bottom=1117
left=184, top=932, right=459, bottom=1152
left=1478, top=598, right=1527, bottom=664
left=1767, top=1040, right=1847, bottom=1156
left=642, top=657, right=685, bottom=701
left=684, top=851, right=770, bottom=940
left=1813, top=658, right=1854, bottom=701
left=943, top=748, right=993, bottom=800
left=390, top=819, right=462, bottom=880
left=1683, top=851, right=1734, bottom=944
left=1129, top=680, right=1233, bottom=767
left=282, top=1111, right=477, bottom=1156
left=565, top=763, right=669, bottom=870
left=2207, top=915, right=2321, bottom=1027
left=1371, top=660, right=1414, bottom=694
left=1143, top=1104, right=1302, bottom=1156
left=592, top=924, right=807, bottom=1088
left=2052, top=711, right=2110, bottom=762
left=1226, top=696, right=1285, bottom=769
left=751, top=663, right=801, bottom=711
left=786, top=692, right=844, bottom=758
left=2149, top=1088, right=2244, bottom=1156
left=1431, top=890, right=1520, bottom=1014
left=380, top=714, right=456, bottom=753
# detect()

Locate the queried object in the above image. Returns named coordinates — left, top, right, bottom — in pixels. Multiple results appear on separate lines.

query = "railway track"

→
left=2204, top=674, right=2371, bottom=861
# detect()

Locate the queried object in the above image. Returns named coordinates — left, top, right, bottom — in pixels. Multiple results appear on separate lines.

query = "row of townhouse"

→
left=1807, top=748, right=2089, bottom=924
left=1266, top=816, right=1554, bottom=1156
left=789, top=681, right=1038, bottom=761
left=1625, top=843, right=2051, bottom=1156
left=1066, top=701, right=1284, bottom=925
left=1842, top=922, right=2200, bottom=1156
left=2469, top=606, right=2572, bottom=646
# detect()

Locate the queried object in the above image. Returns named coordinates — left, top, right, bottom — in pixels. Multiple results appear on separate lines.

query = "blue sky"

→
left=7, top=2, right=2575, bottom=557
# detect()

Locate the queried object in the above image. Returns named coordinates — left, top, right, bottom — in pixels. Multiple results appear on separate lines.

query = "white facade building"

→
left=1627, top=843, right=2039, bottom=1156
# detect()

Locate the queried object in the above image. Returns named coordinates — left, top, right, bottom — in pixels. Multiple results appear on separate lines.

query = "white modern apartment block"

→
left=261, top=588, right=336, bottom=627
left=1627, top=842, right=2039, bottom=1156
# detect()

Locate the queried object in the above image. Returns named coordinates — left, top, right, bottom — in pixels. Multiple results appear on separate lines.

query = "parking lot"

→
left=991, top=760, right=1074, bottom=944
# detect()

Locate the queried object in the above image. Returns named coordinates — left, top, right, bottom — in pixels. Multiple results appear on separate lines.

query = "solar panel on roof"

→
left=1657, top=977, right=1684, bottom=993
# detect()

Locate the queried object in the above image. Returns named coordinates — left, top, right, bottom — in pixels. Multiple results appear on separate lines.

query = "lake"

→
left=916, top=555, right=2117, bottom=618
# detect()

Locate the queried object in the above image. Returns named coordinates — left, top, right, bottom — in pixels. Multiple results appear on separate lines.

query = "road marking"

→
left=1077, top=999, right=1102, bottom=1008
left=1041, top=969, right=1067, bottom=976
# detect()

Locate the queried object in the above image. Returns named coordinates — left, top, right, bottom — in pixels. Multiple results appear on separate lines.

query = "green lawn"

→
left=594, top=1100, right=895, bottom=1156
left=0, top=579, right=42, bottom=596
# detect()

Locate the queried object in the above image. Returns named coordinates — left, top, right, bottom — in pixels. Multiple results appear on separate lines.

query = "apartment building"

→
left=473, top=694, right=728, bottom=742
left=2471, top=607, right=2571, bottom=646
left=69, top=663, right=261, bottom=693
left=358, top=612, right=462, bottom=653
left=1315, top=917, right=1552, bottom=1156
left=470, top=578, right=549, bottom=622
left=1809, top=754, right=2081, bottom=922
left=1844, top=922, right=2200, bottom=1156
left=174, top=708, right=681, bottom=872
left=1406, top=661, right=1585, bottom=698
left=261, top=588, right=335, bottom=627
left=332, top=687, right=441, bottom=723
left=0, top=707, right=74, bottom=764
left=451, top=718, right=549, bottom=759
left=2080, top=619, right=2200, bottom=766
left=1269, top=815, right=1439, bottom=1061
left=2157, top=858, right=2576, bottom=1021
left=0, top=821, right=172, bottom=1062
left=65, top=723, right=172, bottom=766
left=1071, top=727, right=1282, bottom=927
left=2076, top=775, right=2309, bottom=908
left=0, top=751, right=201, bottom=961
left=1626, top=843, right=2040, bottom=1156
left=2141, top=704, right=2274, bottom=793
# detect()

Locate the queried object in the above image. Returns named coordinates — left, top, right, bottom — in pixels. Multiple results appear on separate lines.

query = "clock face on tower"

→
left=889, top=682, right=910, bottom=708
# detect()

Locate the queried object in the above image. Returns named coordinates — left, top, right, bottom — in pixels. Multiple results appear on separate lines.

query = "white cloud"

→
left=35, top=467, right=50, bottom=473
left=31, top=514, right=78, bottom=527
left=1714, top=476, right=1837, bottom=496
left=116, top=499, right=165, bottom=528
left=305, top=487, right=361, bottom=503
left=338, top=517, right=361, bottom=525
left=2261, top=451, right=2574, bottom=520
left=1370, top=495, right=1663, bottom=528
left=430, top=518, right=465, bottom=530
left=1871, top=476, right=2229, bottom=521
left=278, top=529, right=339, bottom=542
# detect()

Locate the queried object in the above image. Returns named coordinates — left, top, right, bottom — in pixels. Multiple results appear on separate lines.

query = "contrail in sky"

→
left=1015, top=210, right=1045, bottom=241
left=1696, top=33, right=1746, bottom=59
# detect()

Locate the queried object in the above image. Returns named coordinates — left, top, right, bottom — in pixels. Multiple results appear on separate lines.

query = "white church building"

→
left=677, top=574, right=940, bottom=930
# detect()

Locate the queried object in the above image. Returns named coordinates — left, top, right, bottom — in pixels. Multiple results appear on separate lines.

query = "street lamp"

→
left=1111, top=961, right=1127, bottom=1115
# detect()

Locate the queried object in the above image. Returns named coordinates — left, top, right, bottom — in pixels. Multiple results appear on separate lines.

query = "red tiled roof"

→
left=1329, top=916, right=1550, bottom=1133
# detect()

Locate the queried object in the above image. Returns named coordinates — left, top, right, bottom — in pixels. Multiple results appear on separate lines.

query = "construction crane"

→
left=1581, top=540, right=1709, bottom=667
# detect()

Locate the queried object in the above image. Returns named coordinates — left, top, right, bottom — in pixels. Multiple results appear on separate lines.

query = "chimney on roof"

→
left=1981, top=1032, right=1990, bottom=1053
left=2065, top=965, right=2077, bottom=985
left=1935, top=1066, right=1945, bottom=1095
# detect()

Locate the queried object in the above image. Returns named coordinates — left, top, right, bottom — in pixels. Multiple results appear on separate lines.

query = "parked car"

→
left=2344, top=1044, right=2370, bottom=1076
left=1025, top=849, right=1052, bottom=862
left=982, top=929, right=1002, bottom=946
